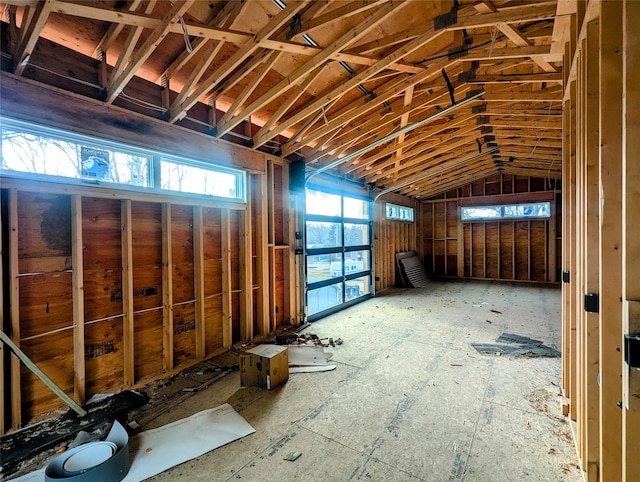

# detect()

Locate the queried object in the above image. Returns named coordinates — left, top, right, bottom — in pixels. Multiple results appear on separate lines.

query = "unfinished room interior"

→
left=0, top=0, right=638, bottom=480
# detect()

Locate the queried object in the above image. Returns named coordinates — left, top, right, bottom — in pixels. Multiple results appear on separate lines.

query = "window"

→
left=461, top=202, right=551, bottom=221
left=1, top=121, right=151, bottom=187
left=1, top=117, right=246, bottom=202
left=160, top=157, right=245, bottom=200
left=386, top=203, right=414, bottom=221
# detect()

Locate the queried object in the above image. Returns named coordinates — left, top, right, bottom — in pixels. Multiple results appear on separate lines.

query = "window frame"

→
left=385, top=202, right=414, bottom=222
left=1, top=116, right=247, bottom=203
left=460, top=201, right=551, bottom=222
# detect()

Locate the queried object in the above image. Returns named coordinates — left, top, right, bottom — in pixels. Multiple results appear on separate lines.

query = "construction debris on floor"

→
left=10, top=404, right=255, bottom=482
left=472, top=332, right=561, bottom=358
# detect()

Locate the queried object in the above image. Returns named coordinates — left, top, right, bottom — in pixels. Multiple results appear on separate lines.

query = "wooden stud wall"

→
left=421, top=175, right=561, bottom=283
left=560, top=2, right=640, bottom=480
left=0, top=162, right=296, bottom=428
left=374, top=194, right=418, bottom=292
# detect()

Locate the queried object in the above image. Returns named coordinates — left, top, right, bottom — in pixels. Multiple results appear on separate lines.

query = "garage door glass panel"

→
left=305, top=221, right=342, bottom=249
left=344, top=223, right=369, bottom=246
left=307, top=282, right=343, bottom=316
left=306, top=189, right=341, bottom=216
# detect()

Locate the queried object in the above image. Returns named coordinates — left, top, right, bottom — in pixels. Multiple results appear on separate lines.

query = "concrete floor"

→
left=144, top=280, right=581, bottom=482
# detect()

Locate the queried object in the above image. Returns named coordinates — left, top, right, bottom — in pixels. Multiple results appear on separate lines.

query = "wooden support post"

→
left=121, top=200, right=134, bottom=386
left=9, top=189, right=21, bottom=429
left=431, top=203, right=436, bottom=278
left=221, top=208, right=232, bottom=347
left=568, top=76, right=578, bottom=422
left=267, top=161, right=276, bottom=330
left=254, top=174, right=270, bottom=334
left=598, top=2, right=623, bottom=480
left=583, top=20, right=601, bottom=479
left=483, top=223, right=487, bottom=278
left=71, top=195, right=85, bottom=406
left=622, top=1, right=640, bottom=478
left=527, top=220, right=531, bottom=280
left=193, top=206, right=205, bottom=359
left=283, top=165, right=296, bottom=323
left=161, top=203, right=173, bottom=372
left=239, top=201, right=253, bottom=341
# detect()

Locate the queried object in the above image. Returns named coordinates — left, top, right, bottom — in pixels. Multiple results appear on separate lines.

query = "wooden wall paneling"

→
left=71, top=195, right=85, bottom=406
left=121, top=200, right=134, bottom=386
left=622, top=1, right=640, bottom=478
left=82, top=197, right=123, bottom=398
left=598, top=1, right=624, bottom=479
left=221, top=208, right=232, bottom=347
left=530, top=221, right=547, bottom=282
left=253, top=174, right=270, bottom=334
left=514, top=222, right=529, bottom=280
left=274, top=248, right=285, bottom=326
left=8, top=189, right=21, bottom=428
left=84, top=316, right=123, bottom=395
left=485, top=222, right=498, bottom=279
left=172, top=302, right=196, bottom=367
left=193, top=206, right=205, bottom=359
left=202, top=207, right=223, bottom=354
left=171, top=205, right=196, bottom=367
left=161, top=203, right=173, bottom=372
left=131, top=201, right=163, bottom=381
left=583, top=20, right=601, bottom=478
left=499, top=222, right=513, bottom=279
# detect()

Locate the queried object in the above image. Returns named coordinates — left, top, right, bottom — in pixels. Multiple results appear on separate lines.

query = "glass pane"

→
left=343, top=196, right=369, bottom=219
left=386, top=203, right=413, bottom=221
left=461, top=206, right=502, bottom=220
left=344, top=223, right=369, bottom=246
left=503, top=202, right=550, bottom=218
left=344, top=250, right=369, bottom=274
left=307, top=282, right=343, bottom=316
left=1, top=131, right=150, bottom=187
left=306, top=221, right=342, bottom=249
left=306, top=253, right=342, bottom=283
left=161, top=160, right=238, bottom=198
left=306, top=189, right=341, bottom=216
left=345, top=275, right=371, bottom=301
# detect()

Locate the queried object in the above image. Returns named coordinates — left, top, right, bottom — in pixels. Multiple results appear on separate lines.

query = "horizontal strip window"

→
left=306, top=244, right=371, bottom=256
left=1, top=117, right=246, bottom=202
left=461, top=202, right=551, bottom=221
left=386, top=203, right=414, bottom=221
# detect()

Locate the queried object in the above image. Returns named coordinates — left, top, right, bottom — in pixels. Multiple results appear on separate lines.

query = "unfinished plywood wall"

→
left=374, top=194, right=418, bottom=292
left=0, top=160, right=296, bottom=429
left=421, top=174, right=561, bottom=283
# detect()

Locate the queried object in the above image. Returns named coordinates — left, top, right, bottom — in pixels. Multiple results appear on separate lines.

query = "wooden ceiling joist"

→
left=0, top=0, right=568, bottom=200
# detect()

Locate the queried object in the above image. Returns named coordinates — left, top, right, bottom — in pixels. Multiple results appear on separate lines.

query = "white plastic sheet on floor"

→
left=10, top=403, right=255, bottom=482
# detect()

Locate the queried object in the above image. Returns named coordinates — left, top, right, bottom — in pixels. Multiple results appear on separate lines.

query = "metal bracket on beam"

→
left=584, top=293, right=599, bottom=313
left=441, top=69, right=456, bottom=105
left=624, top=334, right=640, bottom=368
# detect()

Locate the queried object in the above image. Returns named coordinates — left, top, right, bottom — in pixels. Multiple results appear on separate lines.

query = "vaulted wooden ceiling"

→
left=0, top=0, right=572, bottom=198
